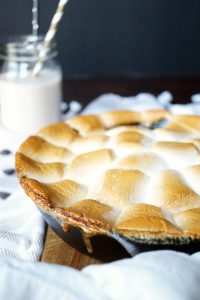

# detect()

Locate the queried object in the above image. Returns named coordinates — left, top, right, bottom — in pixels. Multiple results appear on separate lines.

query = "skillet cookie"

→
left=16, top=110, right=200, bottom=251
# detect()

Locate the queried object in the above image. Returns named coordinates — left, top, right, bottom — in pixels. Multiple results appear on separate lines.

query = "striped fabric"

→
left=0, top=127, right=45, bottom=261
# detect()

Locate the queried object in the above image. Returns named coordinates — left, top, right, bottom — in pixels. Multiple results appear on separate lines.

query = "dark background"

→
left=0, top=0, right=200, bottom=78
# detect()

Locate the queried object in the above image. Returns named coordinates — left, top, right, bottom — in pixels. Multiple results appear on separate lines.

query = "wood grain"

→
left=41, top=227, right=101, bottom=270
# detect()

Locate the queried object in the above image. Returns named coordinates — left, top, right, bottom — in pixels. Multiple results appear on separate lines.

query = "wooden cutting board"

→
left=41, top=226, right=101, bottom=270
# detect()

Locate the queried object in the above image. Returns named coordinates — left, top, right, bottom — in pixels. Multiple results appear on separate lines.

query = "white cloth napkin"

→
left=1, top=251, right=200, bottom=300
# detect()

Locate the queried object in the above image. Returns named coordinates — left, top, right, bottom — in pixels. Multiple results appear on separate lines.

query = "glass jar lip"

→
left=0, top=34, right=58, bottom=62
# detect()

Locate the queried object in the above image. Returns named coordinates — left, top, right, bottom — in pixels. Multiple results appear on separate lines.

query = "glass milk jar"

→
left=0, top=35, right=62, bottom=135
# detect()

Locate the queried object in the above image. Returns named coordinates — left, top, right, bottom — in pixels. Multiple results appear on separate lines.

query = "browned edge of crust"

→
left=18, top=176, right=111, bottom=235
left=17, top=174, right=200, bottom=243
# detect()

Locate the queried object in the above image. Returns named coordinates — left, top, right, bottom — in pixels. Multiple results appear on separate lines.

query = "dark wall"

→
left=0, top=0, right=200, bottom=77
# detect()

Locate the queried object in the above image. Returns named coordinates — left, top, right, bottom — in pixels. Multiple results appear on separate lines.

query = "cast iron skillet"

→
left=38, top=117, right=200, bottom=261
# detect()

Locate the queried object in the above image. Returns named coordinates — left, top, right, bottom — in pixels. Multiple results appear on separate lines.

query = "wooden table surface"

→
left=41, top=77, right=200, bottom=269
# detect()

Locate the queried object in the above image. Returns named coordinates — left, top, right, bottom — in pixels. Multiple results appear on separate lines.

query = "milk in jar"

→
left=0, top=35, right=62, bottom=135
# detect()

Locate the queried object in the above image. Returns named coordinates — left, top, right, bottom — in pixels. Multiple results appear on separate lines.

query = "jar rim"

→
left=0, top=35, right=57, bottom=62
